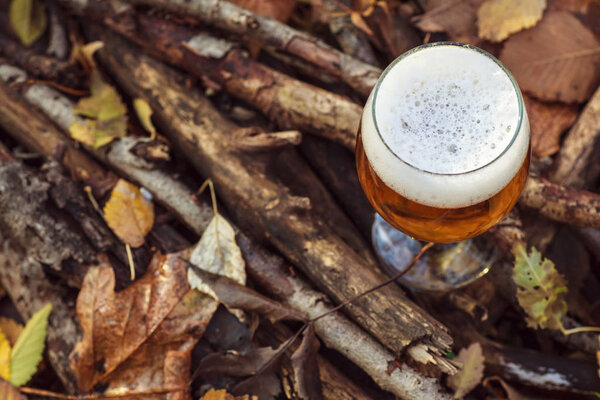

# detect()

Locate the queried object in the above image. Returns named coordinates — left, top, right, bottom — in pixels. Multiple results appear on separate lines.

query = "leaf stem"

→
left=561, top=325, right=600, bottom=335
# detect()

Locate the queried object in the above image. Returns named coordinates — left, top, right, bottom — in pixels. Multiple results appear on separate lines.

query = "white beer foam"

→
left=362, top=44, right=529, bottom=208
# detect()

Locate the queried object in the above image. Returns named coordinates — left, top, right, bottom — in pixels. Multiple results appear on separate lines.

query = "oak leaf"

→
left=524, top=96, right=578, bottom=158
left=500, top=11, right=600, bottom=103
left=9, top=304, right=51, bottom=387
left=477, top=0, right=546, bottom=42
left=9, top=0, right=47, bottom=46
left=512, top=243, right=567, bottom=331
left=103, top=179, right=154, bottom=248
left=0, top=379, right=23, bottom=400
left=447, top=342, right=485, bottom=399
left=70, top=70, right=127, bottom=148
left=70, top=252, right=218, bottom=395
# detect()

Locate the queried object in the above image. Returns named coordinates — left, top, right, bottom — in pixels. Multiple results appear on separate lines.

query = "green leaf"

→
left=9, top=0, right=47, bottom=46
left=512, top=243, right=567, bottom=331
left=70, top=70, right=127, bottom=148
left=9, top=304, right=52, bottom=386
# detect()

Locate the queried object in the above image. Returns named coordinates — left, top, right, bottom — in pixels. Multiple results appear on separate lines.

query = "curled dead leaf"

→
left=291, top=324, right=322, bottom=400
left=500, top=11, right=600, bottom=103
left=412, top=0, right=484, bottom=43
left=103, top=179, right=154, bottom=248
left=0, top=379, right=23, bottom=400
left=477, top=0, right=546, bottom=42
left=70, top=252, right=218, bottom=395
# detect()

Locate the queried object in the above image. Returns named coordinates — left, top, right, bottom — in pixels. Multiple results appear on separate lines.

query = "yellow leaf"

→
left=71, top=70, right=127, bottom=148
left=0, top=329, right=11, bottom=381
left=73, top=41, right=104, bottom=69
left=201, top=389, right=228, bottom=400
left=512, top=243, right=567, bottom=331
left=0, top=319, right=23, bottom=347
left=447, top=342, right=485, bottom=399
left=350, top=11, right=374, bottom=36
left=9, top=0, right=47, bottom=46
left=133, top=98, right=157, bottom=138
left=103, top=179, right=154, bottom=248
left=477, top=0, right=546, bottom=42
left=10, top=303, right=52, bottom=387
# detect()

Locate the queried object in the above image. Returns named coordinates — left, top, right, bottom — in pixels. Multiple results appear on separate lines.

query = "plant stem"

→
left=561, top=325, right=600, bottom=335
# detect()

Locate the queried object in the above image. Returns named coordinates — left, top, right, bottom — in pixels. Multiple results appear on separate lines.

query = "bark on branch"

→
left=124, top=0, right=381, bottom=97
left=94, top=32, right=453, bottom=359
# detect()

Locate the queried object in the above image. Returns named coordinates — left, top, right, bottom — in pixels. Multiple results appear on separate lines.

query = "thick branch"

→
left=520, top=176, right=600, bottom=229
left=12, top=68, right=452, bottom=397
left=95, top=33, right=453, bottom=358
left=124, top=0, right=381, bottom=97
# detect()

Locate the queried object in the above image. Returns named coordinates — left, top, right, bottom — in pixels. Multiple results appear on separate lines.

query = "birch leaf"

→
left=9, top=303, right=52, bottom=387
left=103, top=179, right=154, bottom=248
left=133, top=98, right=156, bottom=137
left=188, top=214, right=246, bottom=300
left=512, top=243, right=567, bottom=331
left=0, top=329, right=11, bottom=381
left=70, top=70, right=127, bottom=148
left=9, top=0, right=47, bottom=46
left=0, top=379, right=23, bottom=400
left=477, top=0, right=546, bottom=42
left=447, top=342, right=485, bottom=399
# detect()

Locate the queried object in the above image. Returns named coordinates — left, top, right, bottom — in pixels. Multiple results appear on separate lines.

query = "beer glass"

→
left=356, top=42, right=530, bottom=290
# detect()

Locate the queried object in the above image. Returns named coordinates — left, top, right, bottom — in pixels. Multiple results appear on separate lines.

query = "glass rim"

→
left=370, top=41, right=525, bottom=177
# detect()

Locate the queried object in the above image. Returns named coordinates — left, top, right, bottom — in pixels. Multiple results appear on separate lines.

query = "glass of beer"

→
left=356, top=42, right=530, bottom=290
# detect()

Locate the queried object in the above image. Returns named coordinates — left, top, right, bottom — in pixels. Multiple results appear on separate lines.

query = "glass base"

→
left=372, top=214, right=499, bottom=291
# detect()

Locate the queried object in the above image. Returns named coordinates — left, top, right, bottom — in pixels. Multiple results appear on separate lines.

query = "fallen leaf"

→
left=10, top=304, right=52, bottom=387
left=500, top=11, right=600, bottom=103
left=133, top=98, right=157, bottom=137
left=0, top=330, right=11, bottom=381
left=9, top=0, right=47, bottom=46
left=70, top=252, right=218, bottom=395
left=548, top=0, right=594, bottom=13
left=103, top=179, right=154, bottom=248
left=524, top=96, right=578, bottom=158
left=483, top=376, right=543, bottom=399
left=200, top=389, right=251, bottom=400
left=447, top=342, right=484, bottom=399
left=412, top=0, right=484, bottom=43
left=0, top=379, right=23, bottom=400
left=477, top=0, right=546, bottom=42
left=512, top=243, right=567, bottom=331
left=72, top=41, right=104, bottom=70
left=0, top=319, right=24, bottom=346
left=350, top=11, right=374, bottom=36
left=184, top=265, right=306, bottom=324
left=291, top=324, right=322, bottom=400
left=188, top=214, right=246, bottom=300
left=70, top=70, right=128, bottom=148
left=229, top=0, right=297, bottom=22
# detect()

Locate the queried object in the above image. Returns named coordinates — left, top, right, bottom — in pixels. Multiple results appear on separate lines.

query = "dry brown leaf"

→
left=291, top=324, right=322, bottom=400
left=547, top=0, right=594, bottom=13
left=477, top=0, right=546, bottom=42
left=412, top=0, right=484, bottom=44
left=447, top=342, right=485, bottom=399
left=103, top=179, right=154, bottom=248
left=201, top=389, right=251, bottom=400
left=0, top=379, right=23, bottom=400
left=70, top=251, right=218, bottom=395
left=229, top=0, right=297, bottom=22
left=524, top=96, right=578, bottom=158
left=500, top=11, right=600, bottom=103
left=0, top=319, right=23, bottom=346
left=483, top=376, right=543, bottom=399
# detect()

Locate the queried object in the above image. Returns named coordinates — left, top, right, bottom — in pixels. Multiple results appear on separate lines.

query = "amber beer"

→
left=356, top=43, right=530, bottom=243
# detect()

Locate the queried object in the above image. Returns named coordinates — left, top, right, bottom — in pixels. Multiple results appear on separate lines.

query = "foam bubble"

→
left=361, top=44, right=530, bottom=208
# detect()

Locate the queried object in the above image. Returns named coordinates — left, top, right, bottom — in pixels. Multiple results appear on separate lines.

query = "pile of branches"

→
left=0, top=0, right=599, bottom=399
